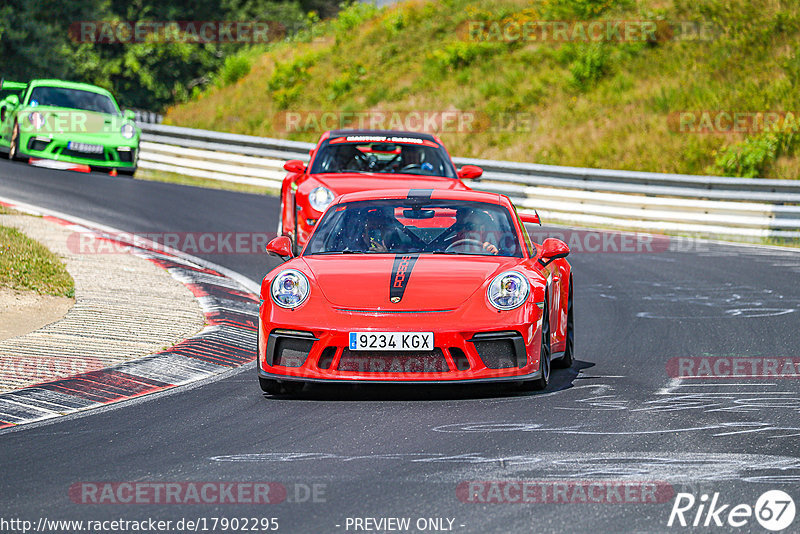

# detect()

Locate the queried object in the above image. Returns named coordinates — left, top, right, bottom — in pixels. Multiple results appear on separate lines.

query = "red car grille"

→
left=337, top=348, right=449, bottom=373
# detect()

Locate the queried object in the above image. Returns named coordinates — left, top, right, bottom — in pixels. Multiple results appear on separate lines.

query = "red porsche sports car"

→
left=278, top=129, right=483, bottom=253
left=258, top=188, right=573, bottom=394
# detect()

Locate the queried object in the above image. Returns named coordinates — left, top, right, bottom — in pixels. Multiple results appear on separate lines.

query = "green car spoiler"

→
left=0, top=79, right=27, bottom=91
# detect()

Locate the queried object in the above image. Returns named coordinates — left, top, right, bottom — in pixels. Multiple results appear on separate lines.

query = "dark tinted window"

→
left=305, top=198, right=521, bottom=257
left=28, top=86, right=119, bottom=115
left=310, top=136, right=456, bottom=178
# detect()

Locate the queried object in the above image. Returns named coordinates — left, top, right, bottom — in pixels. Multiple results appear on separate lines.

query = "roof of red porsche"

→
left=335, top=188, right=504, bottom=205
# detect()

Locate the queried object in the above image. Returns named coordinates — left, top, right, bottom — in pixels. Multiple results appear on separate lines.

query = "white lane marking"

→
left=637, top=308, right=796, bottom=319
left=209, top=451, right=800, bottom=485
left=574, top=375, right=626, bottom=379
left=665, top=383, right=779, bottom=387
left=655, top=377, right=684, bottom=395
left=0, top=397, right=61, bottom=416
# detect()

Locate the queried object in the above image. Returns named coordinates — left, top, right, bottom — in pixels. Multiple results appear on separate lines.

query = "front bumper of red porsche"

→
left=257, top=304, right=545, bottom=384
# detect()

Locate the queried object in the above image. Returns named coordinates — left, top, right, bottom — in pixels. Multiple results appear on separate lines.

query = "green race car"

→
left=0, top=79, right=139, bottom=175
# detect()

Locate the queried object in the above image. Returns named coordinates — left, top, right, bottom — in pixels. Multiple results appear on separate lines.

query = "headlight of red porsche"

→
left=487, top=271, right=529, bottom=310
left=270, top=269, right=310, bottom=308
left=308, top=186, right=334, bottom=212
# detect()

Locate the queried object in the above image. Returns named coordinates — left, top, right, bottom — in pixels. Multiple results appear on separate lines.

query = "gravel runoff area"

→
left=0, top=213, right=205, bottom=393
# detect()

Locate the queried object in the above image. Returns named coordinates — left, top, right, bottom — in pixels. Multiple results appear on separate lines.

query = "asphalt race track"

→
left=1, top=158, right=800, bottom=533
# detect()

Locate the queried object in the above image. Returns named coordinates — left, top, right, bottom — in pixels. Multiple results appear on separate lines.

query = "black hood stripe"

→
left=389, top=254, right=419, bottom=302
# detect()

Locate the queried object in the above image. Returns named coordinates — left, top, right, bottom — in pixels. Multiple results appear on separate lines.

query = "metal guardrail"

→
left=138, top=123, right=800, bottom=240
left=132, top=110, right=164, bottom=124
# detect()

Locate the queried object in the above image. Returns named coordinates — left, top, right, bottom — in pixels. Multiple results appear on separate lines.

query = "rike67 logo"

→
left=668, top=490, right=795, bottom=531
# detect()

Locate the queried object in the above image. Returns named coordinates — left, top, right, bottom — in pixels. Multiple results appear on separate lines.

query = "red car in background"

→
left=259, top=188, right=573, bottom=395
left=278, top=129, right=483, bottom=253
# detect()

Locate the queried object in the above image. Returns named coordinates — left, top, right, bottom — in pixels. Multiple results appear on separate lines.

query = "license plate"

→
left=67, top=142, right=103, bottom=154
left=349, top=332, right=433, bottom=351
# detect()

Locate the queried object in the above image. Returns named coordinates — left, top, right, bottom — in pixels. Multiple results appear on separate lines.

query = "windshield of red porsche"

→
left=304, top=199, right=522, bottom=257
left=309, top=136, right=457, bottom=178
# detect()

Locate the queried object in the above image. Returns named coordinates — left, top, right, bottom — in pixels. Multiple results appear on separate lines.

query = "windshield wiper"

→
left=310, top=250, right=362, bottom=255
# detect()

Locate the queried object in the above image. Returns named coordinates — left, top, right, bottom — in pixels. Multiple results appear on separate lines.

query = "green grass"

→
left=164, top=0, right=800, bottom=179
left=0, top=205, right=20, bottom=215
left=0, top=225, right=75, bottom=297
left=134, top=169, right=279, bottom=195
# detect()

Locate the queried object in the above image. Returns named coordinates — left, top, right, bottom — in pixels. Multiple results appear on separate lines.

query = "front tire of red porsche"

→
left=554, top=280, right=574, bottom=369
left=260, top=377, right=304, bottom=396
left=520, top=298, right=551, bottom=391
left=259, top=377, right=283, bottom=395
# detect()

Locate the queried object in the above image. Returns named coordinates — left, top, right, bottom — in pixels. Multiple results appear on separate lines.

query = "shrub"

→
left=539, top=0, right=624, bottom=19
left=333, top=1, right=379, bottom=44
left=268, top=50, right=321, bottom=108
left=429, top=42, right=499, bottom=70
left=569, top=44, right=610, bottom=90
left=714, top=125, right=800, bottom=177
left=219, top=55, right=251, bottom=87
left=269, top=53, right=317, bottom=91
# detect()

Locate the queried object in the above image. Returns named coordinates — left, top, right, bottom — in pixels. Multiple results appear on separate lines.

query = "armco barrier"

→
left=137, top=123, right=800, bottom=240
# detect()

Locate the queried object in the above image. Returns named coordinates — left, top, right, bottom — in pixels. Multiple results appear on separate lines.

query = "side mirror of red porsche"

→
left=538, top=238, right=569, bottom=267
left=283, top=159, right=307, bottom=174
left=457, top=165, right=483, bottom=180
left=519, top=211, right=541, bottom=226
left=266, top=236, right=293, bottom=259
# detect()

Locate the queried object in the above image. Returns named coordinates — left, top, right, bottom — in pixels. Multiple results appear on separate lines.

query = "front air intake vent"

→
left=448, top=347, right=470, bottom=371
left=317, top=347, right=336, bottom=370
left=470, top=331, right=526, bottom=369
left=266, top=329, right=316, bottom=368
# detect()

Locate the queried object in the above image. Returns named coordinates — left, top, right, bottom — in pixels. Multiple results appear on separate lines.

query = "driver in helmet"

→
left=359, top=208, right=399, bottom=252
left=398, top=146, right=434, bottom=173
left=334, top=144, right=366, bottom=172
left=437, top=208, right=499, bottom=255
